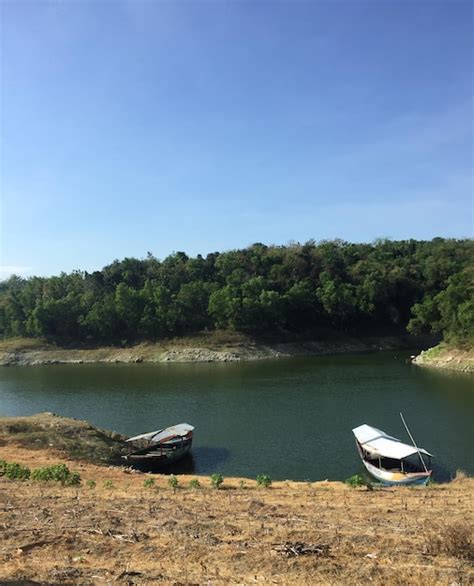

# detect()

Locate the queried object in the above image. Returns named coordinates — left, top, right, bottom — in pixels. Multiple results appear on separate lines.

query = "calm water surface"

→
left=0, top=352, right=472, bottom=481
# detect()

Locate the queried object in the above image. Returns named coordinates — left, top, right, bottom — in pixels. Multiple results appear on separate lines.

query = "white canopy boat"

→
left=123, top=423, right=194, bottom=470
left=352, top=417, right=433, bottom=486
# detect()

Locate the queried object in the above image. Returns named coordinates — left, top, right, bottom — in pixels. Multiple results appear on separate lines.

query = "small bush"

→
left=64, top=471, right=81, bottom=487
left=168, top=475, right=179, bottom=490
left=31, top=467, right=52, bottom=482
left=210, top=473, right=224, bottom=489
left=86, top=479, right=96, bottom=489
left=345, top=474, right=365, bottom=488
left=0, top=460, right=7, bottom=475
left=143, top=477, right=155, bottom=489
left=31, top=464, right=81, bottom=486
left=256, top=474, right=272, bottom=488
left=189, top=479, right=201, bottom=489
left=103, top=480, right=115, bottom=489
left=4, top=462, right=31, bottom=481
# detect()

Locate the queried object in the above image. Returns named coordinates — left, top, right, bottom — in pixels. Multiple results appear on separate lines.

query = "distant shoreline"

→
left=0, top=331, right=439, bottom=367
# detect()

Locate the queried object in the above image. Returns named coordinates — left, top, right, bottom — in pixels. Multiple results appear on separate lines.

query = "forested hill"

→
left=1, top=238, right=473, bottom=346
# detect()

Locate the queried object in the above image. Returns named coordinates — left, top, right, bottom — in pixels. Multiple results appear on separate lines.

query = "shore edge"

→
left=412, top=343, right=473, bottom=374
left=1, top=332, right=436, bottom=366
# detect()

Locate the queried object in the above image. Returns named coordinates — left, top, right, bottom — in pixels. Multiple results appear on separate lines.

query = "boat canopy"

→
left=127, top=423, right=194, bottom=443
left=352, top=424, right=433, bottom=460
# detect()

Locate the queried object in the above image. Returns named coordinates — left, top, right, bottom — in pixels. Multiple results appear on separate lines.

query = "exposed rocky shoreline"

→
left=412, top=344, right=474, bottom=374
left=0, top=333, right=437, bottom=367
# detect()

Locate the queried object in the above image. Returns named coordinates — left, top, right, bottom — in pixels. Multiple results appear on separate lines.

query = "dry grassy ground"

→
left=0, top=444, right=472, bottom=585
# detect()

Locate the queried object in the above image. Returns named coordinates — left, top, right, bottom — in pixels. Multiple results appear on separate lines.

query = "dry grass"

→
left=425, top=522, right=473, bottom=561
left=0, top=444, right=473, bottom=585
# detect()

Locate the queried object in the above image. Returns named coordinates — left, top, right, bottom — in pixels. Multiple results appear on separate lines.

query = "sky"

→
left=0, top=0, right=472, bottom=278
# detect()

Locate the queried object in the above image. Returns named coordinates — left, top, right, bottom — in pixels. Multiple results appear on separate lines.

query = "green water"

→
left=0, top=352, right=472, bottom=481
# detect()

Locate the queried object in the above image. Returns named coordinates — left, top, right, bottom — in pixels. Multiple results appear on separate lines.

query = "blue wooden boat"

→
left=352, top=420, right=433, bottom=486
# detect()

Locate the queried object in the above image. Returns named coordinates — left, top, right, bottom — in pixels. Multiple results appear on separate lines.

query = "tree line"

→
left=1, top=238, right=472, bottom=345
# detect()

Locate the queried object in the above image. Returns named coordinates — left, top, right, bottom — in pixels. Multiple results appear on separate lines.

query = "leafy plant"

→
left=345, top=474, right=366, bottom=488
left=86, top=479, right=96, bottom=489
left=4, top=462, right=31, bottom=481
left=103, top=479, right=115, bottom=489
left=168, top=475, right=179, bottom=490
left=256, top=474, right=272, bottom=488
left=143, top=477, right=156, bottom=489
left=210, top=473, right=224, bottom=489
left=64, top=471, right=81, bottom=486
left=189, top=478, right=201, bottom=489
left=31, top=464, right=81, bottom=486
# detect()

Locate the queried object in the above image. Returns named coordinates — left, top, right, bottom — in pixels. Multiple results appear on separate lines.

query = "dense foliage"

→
left=1, top=239, right=472, bottom=345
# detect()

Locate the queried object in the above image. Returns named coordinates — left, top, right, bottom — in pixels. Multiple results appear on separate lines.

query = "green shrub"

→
left=210, top=473, right=224, bottom=489
left=31, top=464, right=81, bottom=486
left=256, top=474, right=272, bottom=488
left=64, top=471, right=81, bottom=486
left=189, top=478, right=201, bottom=489
left=168, top=475, right=179, bottom=490
left=345, top=474, right=366, bottom=488
left=0, top=460, right=7, bottom=475
left=143, top=477, right=156, bottom=489
left=103, top=479, right=115, bottom=489
left=31, top=467, right=52, bottom=482
left=4, top=462, right=31, bottom=481
left=86, top=479, right=96, bottom=489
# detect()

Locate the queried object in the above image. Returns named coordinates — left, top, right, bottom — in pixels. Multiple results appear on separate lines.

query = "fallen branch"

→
left=273, top=541, right=331, bottom=558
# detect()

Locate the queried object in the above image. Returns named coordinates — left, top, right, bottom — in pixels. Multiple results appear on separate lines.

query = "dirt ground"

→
left=0, top=444, right=473, bottom=585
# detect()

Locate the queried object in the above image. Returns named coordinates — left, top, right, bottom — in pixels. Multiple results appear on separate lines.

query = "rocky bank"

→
left=0, top=332, right=437, bottom=366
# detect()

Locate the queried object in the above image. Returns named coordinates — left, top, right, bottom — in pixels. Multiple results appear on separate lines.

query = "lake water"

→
left=0, top=352, right=472, bottom=481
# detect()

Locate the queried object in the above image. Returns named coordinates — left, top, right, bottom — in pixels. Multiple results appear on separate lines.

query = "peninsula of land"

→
left=412, top=343, right=474, bottom=373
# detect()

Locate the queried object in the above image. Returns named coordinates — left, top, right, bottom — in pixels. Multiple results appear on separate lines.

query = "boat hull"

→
left=361, top=458, right=431, bottom=486
left=123, top=437, right=193, bottom=471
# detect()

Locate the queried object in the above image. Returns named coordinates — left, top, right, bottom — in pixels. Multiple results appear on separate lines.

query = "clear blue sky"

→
left=1, top=1, right=472, bottom=277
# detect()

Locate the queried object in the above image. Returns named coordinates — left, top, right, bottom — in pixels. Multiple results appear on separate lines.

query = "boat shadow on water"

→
left=129, top=446, right=231, bottom=475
